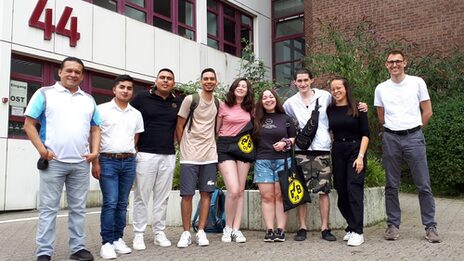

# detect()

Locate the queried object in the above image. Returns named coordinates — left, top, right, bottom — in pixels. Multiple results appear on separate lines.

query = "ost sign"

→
left=29, top=0, right=81, bottom=47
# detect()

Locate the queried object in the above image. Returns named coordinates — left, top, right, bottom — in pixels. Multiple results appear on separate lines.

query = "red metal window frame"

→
left=84, top=0, right=196, bottom=40
left=8, top=54, right=150, bottom=139
left=271, top=0, right=305, bottom=83
left=207, top=0, right=253, bottom=57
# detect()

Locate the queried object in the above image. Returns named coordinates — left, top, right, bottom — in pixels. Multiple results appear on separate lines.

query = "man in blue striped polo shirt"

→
left=24, top=57, right=101, bottom=261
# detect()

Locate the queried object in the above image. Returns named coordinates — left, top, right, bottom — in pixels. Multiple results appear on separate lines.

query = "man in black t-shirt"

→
left=130, top=68, right=183, bottom=250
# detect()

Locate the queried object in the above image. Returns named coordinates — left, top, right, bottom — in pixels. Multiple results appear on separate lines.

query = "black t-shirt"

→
left=256, top=113, right=296, bottom=160
left=327, top=105, right=370, bottom=141
left=131, top=90, right=183, bottom=154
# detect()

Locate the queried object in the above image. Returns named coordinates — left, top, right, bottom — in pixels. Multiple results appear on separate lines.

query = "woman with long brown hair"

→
left=252, top=89, right=295, bottom=242
left=216, top=77, right=254, bottom=243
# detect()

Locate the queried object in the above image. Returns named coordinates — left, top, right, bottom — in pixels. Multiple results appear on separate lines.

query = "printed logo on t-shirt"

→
left=262, top=118, right=277, bottom=129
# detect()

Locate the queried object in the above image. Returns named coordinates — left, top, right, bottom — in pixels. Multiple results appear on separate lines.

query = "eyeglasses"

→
left=386, top=60, right=404, bottom=65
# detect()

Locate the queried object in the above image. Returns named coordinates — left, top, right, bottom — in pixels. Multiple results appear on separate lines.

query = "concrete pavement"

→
left=1, top=193, right=463, bottom=261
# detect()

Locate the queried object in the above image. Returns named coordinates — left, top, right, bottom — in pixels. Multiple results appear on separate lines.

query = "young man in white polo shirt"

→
left=91, top=75, right=144, bottom=259
left=375, top=50, right=441, bottom=243
left=24, top=57, right=101, bottom=261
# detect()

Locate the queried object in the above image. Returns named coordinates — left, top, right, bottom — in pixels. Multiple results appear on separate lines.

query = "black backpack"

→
left=295, top=98, right=320, bottom=150
left=192, top=188, right=226, bottom=233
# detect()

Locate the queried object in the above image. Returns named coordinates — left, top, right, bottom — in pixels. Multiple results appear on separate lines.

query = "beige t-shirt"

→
left=178, top=94, right=218, bottom=164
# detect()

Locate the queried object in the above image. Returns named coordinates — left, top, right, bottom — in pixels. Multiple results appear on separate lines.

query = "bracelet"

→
left=280, top=138, right=292, bottom=152
left=358, top=153, right=364, bottom=158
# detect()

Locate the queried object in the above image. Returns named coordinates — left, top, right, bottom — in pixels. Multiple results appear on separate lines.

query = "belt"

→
left=384, top=126, right=421, bottom=136
left=100, top=153, right=135, bottom=159
left=334, top=137, right=360, bottom=143
left=295, top=150, right=330, bottom=156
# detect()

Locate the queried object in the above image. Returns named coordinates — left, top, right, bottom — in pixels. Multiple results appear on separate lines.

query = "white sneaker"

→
left=231, top=230, right=246, bottom=243
left=343, top=231, right=352, bottom=241
left=113, top=238, right=132, bottom=254
left=221, top=226, right=232, bottom=243
left=100, top=242, right=117, bottom=259
left=155, top=231, right=172, bottom=247
left=195, top=230, right=210, bottom=246
left=347, top=233, right=364, bottom=246
left=132, top=233, right=146, bottom=250
left=177, top=231, right=192, bottom=248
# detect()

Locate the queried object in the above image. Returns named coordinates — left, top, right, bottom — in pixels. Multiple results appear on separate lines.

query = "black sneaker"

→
left=321, top=229, right=337, bottom=241
left=37, top=255, right=51, bottom=261
left=264, top=229, right=275, bottom=242
left=294, top=228, right=307, bottom=241
left=274, top=228, right=286, bottom=242
left=70, top=249, right=94, bottom=261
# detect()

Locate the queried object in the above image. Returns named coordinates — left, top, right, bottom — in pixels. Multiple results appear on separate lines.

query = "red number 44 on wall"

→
left=29, top=0, right=81, bottom=47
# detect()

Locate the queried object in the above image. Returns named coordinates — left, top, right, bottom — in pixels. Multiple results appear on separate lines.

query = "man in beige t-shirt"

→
left=175, top=68, right=219, bottom=248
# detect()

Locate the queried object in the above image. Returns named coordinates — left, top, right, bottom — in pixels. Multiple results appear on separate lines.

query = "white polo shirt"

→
left=25, top=82, right=102, bottom=163
left=374, top=75, right=430, bottom=130
left=98, top=99, right=144, bottom=154
left=283, top=88, right=332, bottom=151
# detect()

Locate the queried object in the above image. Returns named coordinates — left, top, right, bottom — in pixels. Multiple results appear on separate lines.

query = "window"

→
left=272, top=0, right=305, bottom=84
left=93, top=0, right=118, bottom=11
left=207, top=0, right=253, bottom=57
left=8, top=54, right=150, bottom=139
left=84, top=0, right=196, bottom=40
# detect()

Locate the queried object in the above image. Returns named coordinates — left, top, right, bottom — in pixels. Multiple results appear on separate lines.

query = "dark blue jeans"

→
left=99, top=156, right=136, bottom=244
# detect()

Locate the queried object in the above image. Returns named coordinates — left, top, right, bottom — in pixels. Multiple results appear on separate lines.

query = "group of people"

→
left=25, top=50, right=441, bottom=261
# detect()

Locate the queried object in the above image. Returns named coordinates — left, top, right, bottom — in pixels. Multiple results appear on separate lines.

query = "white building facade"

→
left=0, top=0, right=272, bottom=211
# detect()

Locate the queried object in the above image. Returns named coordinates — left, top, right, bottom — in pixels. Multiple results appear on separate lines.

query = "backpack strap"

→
left=209, top=188, right=219, bottom=220
left=186, top=93, right=200, bottom=132
left=213, top=97, right=220, bottom=111
left=217, top=189, right=226, bottom=224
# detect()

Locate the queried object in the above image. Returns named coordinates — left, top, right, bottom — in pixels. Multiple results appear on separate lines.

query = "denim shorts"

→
left=253, top=158, right=291, bottom=183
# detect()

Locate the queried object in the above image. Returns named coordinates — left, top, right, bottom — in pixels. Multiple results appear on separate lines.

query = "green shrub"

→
left=365, top=156, right=386, bottom=187
left=408, top=51, right=464, bottom=98
left=423, top=95, right=464, bottom=195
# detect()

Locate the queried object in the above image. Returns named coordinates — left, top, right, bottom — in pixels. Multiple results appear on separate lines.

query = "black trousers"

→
left=332, top=140, right=366, bottom=234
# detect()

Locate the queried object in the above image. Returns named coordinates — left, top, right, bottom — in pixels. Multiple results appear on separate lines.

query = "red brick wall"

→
left=305, top=0, right=464, bottom=55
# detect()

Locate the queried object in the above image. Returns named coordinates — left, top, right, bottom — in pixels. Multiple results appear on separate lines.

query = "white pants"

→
left=133, top=152, right=176, bottom=234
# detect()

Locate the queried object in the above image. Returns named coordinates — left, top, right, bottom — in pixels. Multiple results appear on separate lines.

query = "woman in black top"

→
left=252, top=89, right=296, bottom=242
left=327, top=77, right=370, bottom=247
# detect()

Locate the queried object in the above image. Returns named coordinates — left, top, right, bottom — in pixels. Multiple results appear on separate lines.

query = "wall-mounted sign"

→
left=29, top=0, right=80, bottom=47
left=11, top=106, right=25, bottom=117
left=10, top=80, right=28, bottom=108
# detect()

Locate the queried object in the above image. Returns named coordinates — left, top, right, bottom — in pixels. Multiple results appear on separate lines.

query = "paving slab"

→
left=0, top=193, right=462, bottom=261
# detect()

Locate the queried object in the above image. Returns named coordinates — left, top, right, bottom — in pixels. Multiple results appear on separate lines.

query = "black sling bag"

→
left=295, top=98, right=320, bottom=150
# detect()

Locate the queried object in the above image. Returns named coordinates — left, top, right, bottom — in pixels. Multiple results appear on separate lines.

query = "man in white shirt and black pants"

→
left=92, top=75, right=144, bottom=259
left=374, top=50, right=441, bottom=243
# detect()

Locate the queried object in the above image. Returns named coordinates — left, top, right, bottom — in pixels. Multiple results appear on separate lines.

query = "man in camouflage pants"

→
left=283, top=68, right=336, bottom=242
